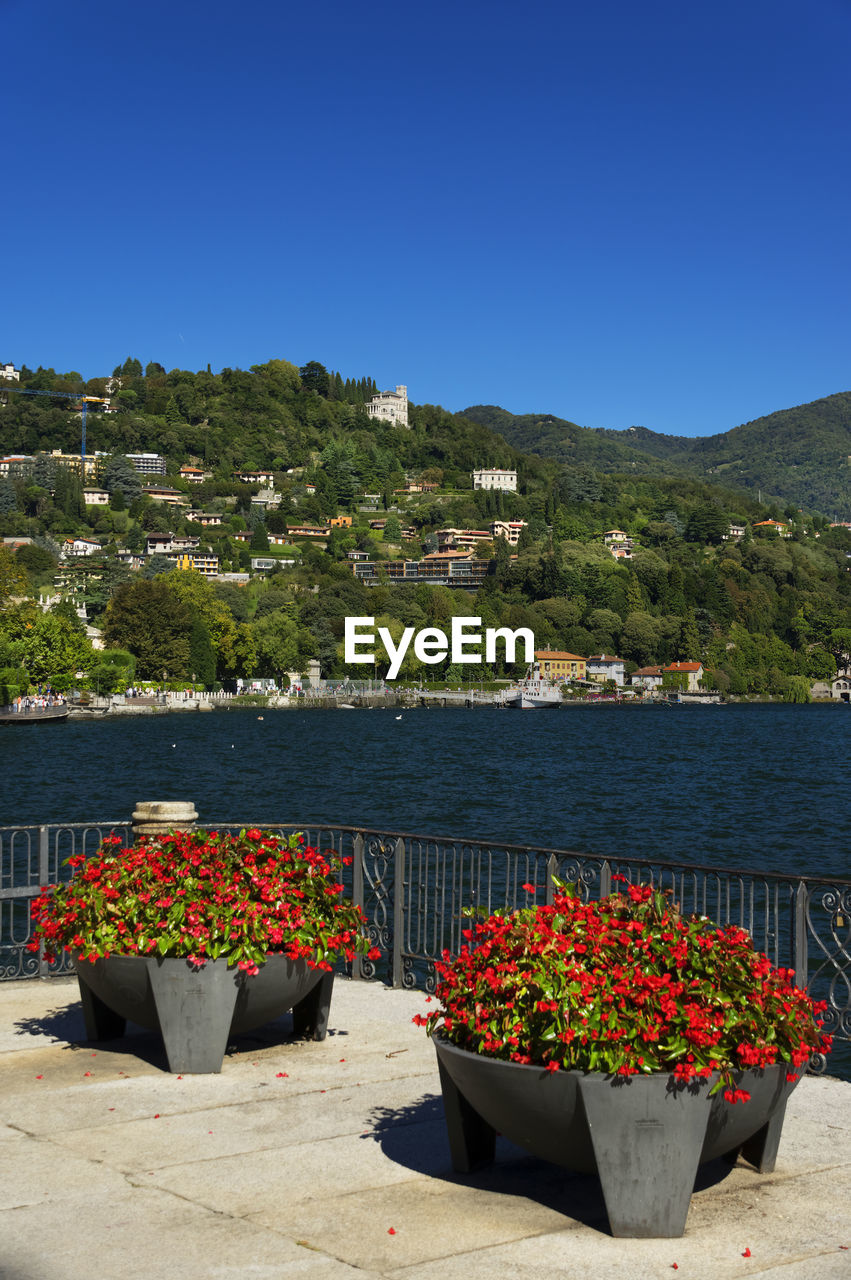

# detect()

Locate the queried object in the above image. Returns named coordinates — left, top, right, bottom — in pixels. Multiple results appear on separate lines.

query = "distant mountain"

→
left=461, top=393, right=851, bottom=516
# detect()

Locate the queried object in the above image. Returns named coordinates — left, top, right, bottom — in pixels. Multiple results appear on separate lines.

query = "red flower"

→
left=414, top=879, right=830, bottom=1087
left=28, top=828, right=374, bottom=974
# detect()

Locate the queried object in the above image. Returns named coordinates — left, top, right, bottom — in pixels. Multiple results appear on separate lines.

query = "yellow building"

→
left=535, top=650, right=587, bottom=681
left=175, top=552, right=219, bottom=578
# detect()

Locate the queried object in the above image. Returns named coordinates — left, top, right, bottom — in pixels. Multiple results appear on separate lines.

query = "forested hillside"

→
left=1, top=356, right=849, bottom=702
left=463, top=392, right=851, bottom=516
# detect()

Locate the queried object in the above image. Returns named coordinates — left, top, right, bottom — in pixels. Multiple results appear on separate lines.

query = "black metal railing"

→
left=0, top=822, right=134, bottom=979
left=2, top=820, right=848, bottom=1078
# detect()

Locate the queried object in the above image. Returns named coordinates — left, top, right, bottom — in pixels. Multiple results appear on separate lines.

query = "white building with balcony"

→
left=491, top=519, right=526, bottom=545
left=126, top=452, right=167, bottom=475
left=472, top=468, right=517, bottom=492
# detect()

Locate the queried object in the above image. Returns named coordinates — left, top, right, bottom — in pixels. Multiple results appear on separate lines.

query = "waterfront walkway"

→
left=1, top=977, right=849, bottom=1280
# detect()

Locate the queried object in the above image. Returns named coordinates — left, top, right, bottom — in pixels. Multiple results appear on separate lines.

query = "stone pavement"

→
left=1, top=976, right=849, bottom=1280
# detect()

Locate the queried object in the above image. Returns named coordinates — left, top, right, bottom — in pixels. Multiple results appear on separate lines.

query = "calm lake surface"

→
left=3, top=703, right=849, bottom=881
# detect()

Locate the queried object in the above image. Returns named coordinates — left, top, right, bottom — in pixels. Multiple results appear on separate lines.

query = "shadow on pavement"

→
left=362, top=1092, right=740, bottom=1236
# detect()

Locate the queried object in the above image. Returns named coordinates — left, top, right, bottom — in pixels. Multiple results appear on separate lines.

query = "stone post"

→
left=132, top=800, right=198, bottom=841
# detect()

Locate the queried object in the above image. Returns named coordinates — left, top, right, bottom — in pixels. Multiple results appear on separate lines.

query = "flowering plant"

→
left=415, top=878, right=831, bottom=1100
left=30, top=827, right=380, bottom=976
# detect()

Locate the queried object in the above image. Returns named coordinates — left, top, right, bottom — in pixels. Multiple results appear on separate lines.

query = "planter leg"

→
left=147, top=960, right=239, bottom=1073
left=77, top=972, right=127, bottom=1040
left=437, top=1058, right=496, bottom=1173
left=579, top=1076, right=713, bottom=1238
left=741, top=1093, right=790, bottom=1173
left=292, top=971, right=335, bottom=1041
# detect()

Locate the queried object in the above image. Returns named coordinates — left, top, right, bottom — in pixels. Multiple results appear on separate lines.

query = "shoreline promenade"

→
left=1, top=976, right=849, bottom=1279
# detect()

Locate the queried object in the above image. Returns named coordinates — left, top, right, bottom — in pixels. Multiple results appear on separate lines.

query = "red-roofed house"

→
left=179, top=465, right=211, bottom=483
left=753, top=519, right=791, bottom=538
left=62, top=536, right=102, bottom=558
left=664, top=661, right=704, bottom=692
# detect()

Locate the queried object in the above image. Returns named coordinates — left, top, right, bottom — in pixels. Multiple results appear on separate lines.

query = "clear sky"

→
left=2, top=0, right=849, bottom=437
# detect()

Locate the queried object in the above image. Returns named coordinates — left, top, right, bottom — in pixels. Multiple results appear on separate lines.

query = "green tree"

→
left=684, top=503, right=729, bottom=545
left=621, top=611, right=661, bottom=667
left=250, top=522, right=270, bottom=551
left=214, top=582, right=252, bottom=622
left=587, top=608, right=622, bottom=652
left=87, top=656, right=135, bottom=695
left=0, top=547, right=28, bottom=607
left=825, top=629, right=851, bottom=673
left=250, top=358, right=301, bottom=394
left=383, top=514, right=402, bottom=543
left=53, top=469, right=85, bottom=521
left=14, top=544, right=56, bottom=577
left=21, top=485, right=51, bottom=519
left=0, top=602, right=94, bottom=684
left=312, top=617, right=338, bottom=676
left=103, top=579, right=192, bottom=678
left=101, top=455, right=142, bottom=503
left=0, top=477, right=18, bottom=515
left=254, top=589, right=294, bottom=619
left=806, top=648, right=836, bottom=681
left=164, top=570, right=244, bottom=677
left=266, top=510, right=288, bottom=534
left=784, top=676, right=812, bottom=703
left=676, top=608, right=702, bottom=661
left=142, top=553, right=175, bottom=578
left=299, top=361, right=330, bottom=395
left=188, top=616, right=216, bottom=685
left=115, top=389, right=139, bottom=412
left=251, top=610, right=301, bottom=678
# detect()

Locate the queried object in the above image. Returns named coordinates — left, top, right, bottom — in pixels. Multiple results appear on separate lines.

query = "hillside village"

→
left=1, top=357, right=850, bottom=704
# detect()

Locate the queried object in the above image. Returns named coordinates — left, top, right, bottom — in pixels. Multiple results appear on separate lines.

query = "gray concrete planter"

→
left=75, top=953, right=334, bottom=1073
left=434, top=1035, right=800, bottom=1237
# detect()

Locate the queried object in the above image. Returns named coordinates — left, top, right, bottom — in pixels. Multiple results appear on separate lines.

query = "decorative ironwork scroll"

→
left=2, top=818, right=848, bottom=1080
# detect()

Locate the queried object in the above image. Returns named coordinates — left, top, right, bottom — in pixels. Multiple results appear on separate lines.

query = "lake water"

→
left=3, top=703, right=849, bottom=881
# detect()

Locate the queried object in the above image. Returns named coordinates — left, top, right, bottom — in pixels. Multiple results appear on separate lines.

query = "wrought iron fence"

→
left=0, top=822, right=134, bottom=979
left=2, top=820, right=848, bottom=1078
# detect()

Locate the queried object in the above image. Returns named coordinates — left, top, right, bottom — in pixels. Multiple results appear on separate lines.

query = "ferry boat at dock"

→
left=501, top=664, right=563, bottom=709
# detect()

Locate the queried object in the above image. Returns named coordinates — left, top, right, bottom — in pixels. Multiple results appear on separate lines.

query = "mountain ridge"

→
left=460, top=392, right=851, bottom=516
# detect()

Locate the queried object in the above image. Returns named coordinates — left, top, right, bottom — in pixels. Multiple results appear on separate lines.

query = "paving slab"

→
left=1, top=1186, right=385, bottom=1280
left=150, top=1114, right=456, bottom=1217
left=45, top=1075, right=440, bottom=1173
left=0, top=1134, right=128, bottom=1211
left=1, top=975, right=849, bottom=1280
left=387, top=1165, right=850, bottom=1280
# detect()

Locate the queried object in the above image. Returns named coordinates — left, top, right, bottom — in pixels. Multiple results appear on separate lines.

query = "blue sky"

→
left=2, top=0, right=849, bottom=437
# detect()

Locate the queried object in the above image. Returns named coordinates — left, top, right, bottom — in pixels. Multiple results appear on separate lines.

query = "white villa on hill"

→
left=367, top=385, right=408, bottom=428
left=472, top=468, right=517, bottom=492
